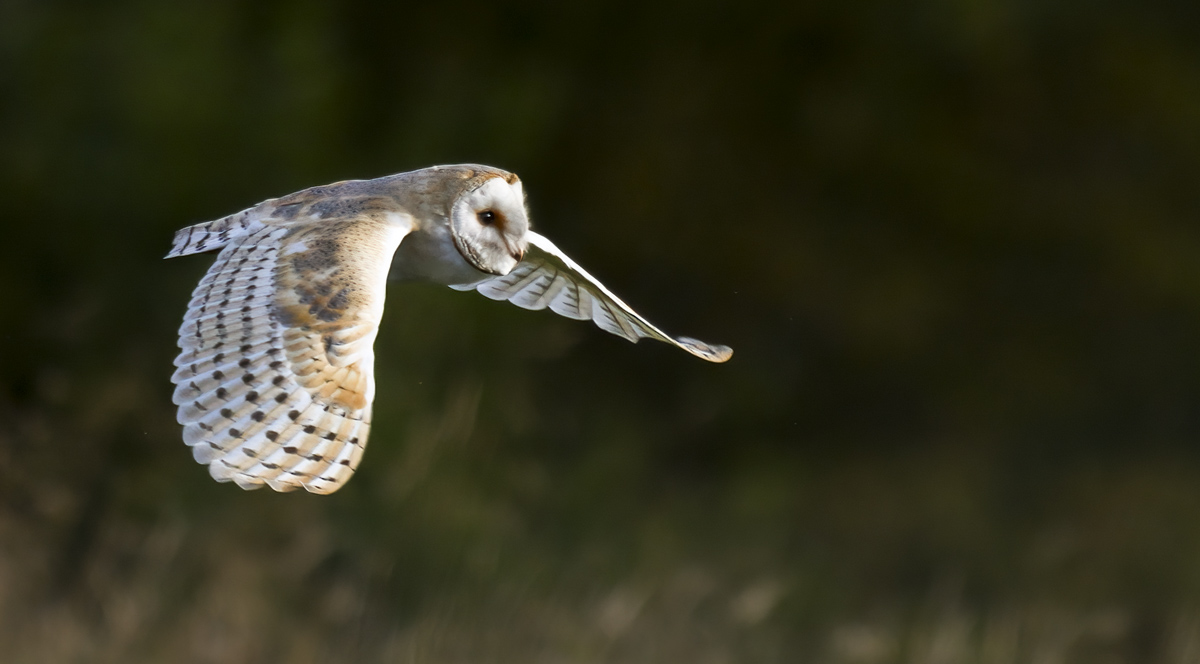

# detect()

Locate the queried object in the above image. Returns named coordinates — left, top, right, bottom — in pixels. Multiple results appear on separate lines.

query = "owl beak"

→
left=510, top=247, right=525, bottom=263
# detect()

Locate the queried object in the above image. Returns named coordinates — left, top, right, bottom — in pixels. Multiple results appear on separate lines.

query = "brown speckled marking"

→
left=268, top=218, right=397, bottom=412
left=170, top=212, right=384, bottom=494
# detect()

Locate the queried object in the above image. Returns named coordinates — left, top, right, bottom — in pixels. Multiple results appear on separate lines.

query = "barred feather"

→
left=166, top=208, right=261, bottom=258
left=455, top=231, right=733, bottom=363
left=170, top=202, right=410, bottom=494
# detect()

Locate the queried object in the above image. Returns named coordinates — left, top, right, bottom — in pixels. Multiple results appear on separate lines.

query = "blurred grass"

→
left=3, top=0, right=1200, bottom=662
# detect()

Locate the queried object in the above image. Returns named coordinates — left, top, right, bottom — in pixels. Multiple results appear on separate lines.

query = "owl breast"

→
left=388, top=221, right=491, bottom=286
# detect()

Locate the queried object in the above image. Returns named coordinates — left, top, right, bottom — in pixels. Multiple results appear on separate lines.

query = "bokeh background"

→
left=3, top=1, right=1200, bottom=662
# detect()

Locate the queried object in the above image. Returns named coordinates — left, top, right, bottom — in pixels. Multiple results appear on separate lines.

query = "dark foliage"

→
left=2, top=1, right=1200, bottom=661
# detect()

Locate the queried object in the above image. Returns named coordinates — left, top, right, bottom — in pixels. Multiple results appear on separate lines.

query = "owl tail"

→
left=166, top=209, right=258, bottom=259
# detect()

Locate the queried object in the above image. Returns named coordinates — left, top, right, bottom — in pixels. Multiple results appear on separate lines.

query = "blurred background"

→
left=2, top=0, right=1200, bottom=662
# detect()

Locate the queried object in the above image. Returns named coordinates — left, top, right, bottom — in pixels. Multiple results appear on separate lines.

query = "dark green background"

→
left=3, top=1, right=1200, bottom=661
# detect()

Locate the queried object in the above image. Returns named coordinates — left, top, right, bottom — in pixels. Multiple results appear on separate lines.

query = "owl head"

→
left=447, top=169, right=529, bottom=276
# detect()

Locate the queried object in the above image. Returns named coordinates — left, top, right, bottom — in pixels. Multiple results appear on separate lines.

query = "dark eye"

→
left=477, top=210, right=497, bottom=225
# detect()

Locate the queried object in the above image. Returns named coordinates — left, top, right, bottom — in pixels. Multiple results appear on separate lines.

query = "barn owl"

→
left=168, top=164, right=732, bottom=495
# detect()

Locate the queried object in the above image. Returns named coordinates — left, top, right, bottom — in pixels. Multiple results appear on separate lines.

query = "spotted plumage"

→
left=169, top=164, right=732, bottom=495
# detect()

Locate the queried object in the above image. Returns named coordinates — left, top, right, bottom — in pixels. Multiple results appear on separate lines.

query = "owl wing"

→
left=452, top=231, right=732, bottom=362
left=170, top=208, right=411, bottom=494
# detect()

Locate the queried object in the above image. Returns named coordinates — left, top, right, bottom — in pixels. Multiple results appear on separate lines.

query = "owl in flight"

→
left=168, top=165, right=732, bottom=495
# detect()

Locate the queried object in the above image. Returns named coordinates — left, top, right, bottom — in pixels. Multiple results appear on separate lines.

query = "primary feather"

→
left=457, top=232, right=733, bottom=362
left=170, top=186, right=410, bottom=494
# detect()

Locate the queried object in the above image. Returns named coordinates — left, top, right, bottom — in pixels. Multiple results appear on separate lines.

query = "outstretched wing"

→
left=452, top=231, right=732, bottom=362
left=170, top=210, right=410, bottom=494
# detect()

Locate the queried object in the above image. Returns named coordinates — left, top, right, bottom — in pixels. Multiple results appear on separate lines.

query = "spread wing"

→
left=170, top=205, right=411, bottom=494
left=452, top=231, right=732, bottom=362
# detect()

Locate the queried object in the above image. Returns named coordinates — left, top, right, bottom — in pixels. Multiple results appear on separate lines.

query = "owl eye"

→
left=477, top=210, right=497, bottom=225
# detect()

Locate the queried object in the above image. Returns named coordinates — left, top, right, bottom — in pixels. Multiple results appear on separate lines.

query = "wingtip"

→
left=676, top=337, right=734, bottom=363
